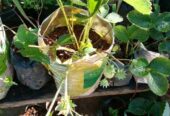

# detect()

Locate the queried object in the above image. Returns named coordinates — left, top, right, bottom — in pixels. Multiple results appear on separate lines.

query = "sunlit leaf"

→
left=130, top=58, right=149, bottom=77
left=87, top=0, right=102, bottom=15
left=105, top=12, right=123, bottom=24
left=71, top=0, right=86, bottom=6
left=123, top=0, right=152, bottom=14
left=115, top=69, right=126, bottom=80
left=103, top=64, right=116, bottom=79
left=100, top=78, right=110, bottom=88
left=99, top=4, right=109, bottom=17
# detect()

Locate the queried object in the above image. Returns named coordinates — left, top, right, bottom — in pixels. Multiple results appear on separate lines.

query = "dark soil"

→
left=44, top=25, right=111, bottom=62
left=143, top=38, right=159, bottom=52
left=20, top=105, right=47, bottom=116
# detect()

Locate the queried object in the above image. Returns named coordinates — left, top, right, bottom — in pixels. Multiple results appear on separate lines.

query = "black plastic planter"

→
left=11, top=50, right=51, bottom=90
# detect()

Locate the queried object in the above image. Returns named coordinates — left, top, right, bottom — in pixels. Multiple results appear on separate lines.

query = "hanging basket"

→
left=0, top=18, right=13, bottom=100
left=38, top=6, right=114, bottom=97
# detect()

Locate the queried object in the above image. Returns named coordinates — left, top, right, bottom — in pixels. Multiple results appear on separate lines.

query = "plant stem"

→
left=107, top=53, right=124, bottom=66
left=2, top=25, right=16, bottom=34
left=46, top=80, right=64, bottom=116
left=116, top=0, right=123, bottom=13
left=125, top=41, right=129, bottom=58
left=64, top=71, right=69, bottom=115
left=37, top=0, right=43, bottom=27
left=57, top=0, right=79, bottom=49
left=82, top=17, right=93, bottom=43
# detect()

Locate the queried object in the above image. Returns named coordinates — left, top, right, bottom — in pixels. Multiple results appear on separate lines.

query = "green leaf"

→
left=127, top=25, right=149, bottom=42
left=74, top=14, right=89, bottom=23
left=130, top=58, right=149, bottom=77
left=101, top=0, right=109, bottom=5
left=57, top=34, right=75, bottom=46
left=0, top=53, right=7, bottom=75
left=105, top=12, right=123, bottom=24
left=166, top=31, right=170, bottom=38
left=123, top=0, right=152, bottom=14
left=71, top=0, right=86, bottom=6
left=148, top=71, right=169, bottom=96
left=115, top=69, right=126, bottom=80
left=127, top=98, right=153, bottom=115
left=99, top=4, right=109, bottom=17
left=154, top=12, right=170, bottom=32
left=112, top=44, right=120, bottom=53
left=149, top=57, right=170, bottom=76
left=163, top=102, right=170, bottom=116
left=108, top=107, right=118, bottom=116
left=159, top=41, right=170, bottom=54
left=103, top=64, right=116, bottom=79
left=87, top=0, right=102, bottom=16
left=20, top=47, right=50, bottom=64
left=153, top=4, right=160, bottom=15
left=111, top=4, right=117, bottom=12
left=149, top=102, right=166, bottom=116
left=127, top=10, right=152, bottom=30
left=0, top=60, right=7, bottom=75
left=114, top=25, right=129, bottom=43
left=149, top=29, right=164, bottom=40
left=14, top=25, right=37, bottom=49
left=3, top=76, right=17, bottom=87
left=100, top=78, right=110, bottom=88
left=80, top=39, right=96, bottom=55
left=14, top=25, right=50, bottom=64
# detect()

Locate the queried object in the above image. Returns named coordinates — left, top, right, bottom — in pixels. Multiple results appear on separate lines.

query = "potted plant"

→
left=0, top=18, right=16, bottom=100
left=36, top=0, right=116, bottom=115
left=38, top=3, right=114, bottom=97
left=5, top=0, right=57, bottom=90
left=11, top=24, right=51, bottom=90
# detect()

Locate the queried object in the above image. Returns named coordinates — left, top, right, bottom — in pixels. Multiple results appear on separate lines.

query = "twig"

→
left=37, top=0, right=43, bottom=27
left=46, top=80, right=64, bottom=116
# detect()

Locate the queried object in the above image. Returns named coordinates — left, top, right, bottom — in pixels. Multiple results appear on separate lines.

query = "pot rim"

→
left=38, top=6, right=115, bottom=65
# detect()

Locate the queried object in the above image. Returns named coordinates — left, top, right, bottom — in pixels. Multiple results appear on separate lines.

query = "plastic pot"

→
left=134, top=43, right=165, bottom=84
left=11, top=51, right=50, bottom=90
left=113, top=62, right=132, bottom=86
left=0, top=18, right=13, bottom=100
left=38, top=6, right=114, bottom=97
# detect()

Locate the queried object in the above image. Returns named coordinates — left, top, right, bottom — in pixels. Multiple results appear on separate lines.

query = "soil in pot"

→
left=44, top=25, right=111, bottom=62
